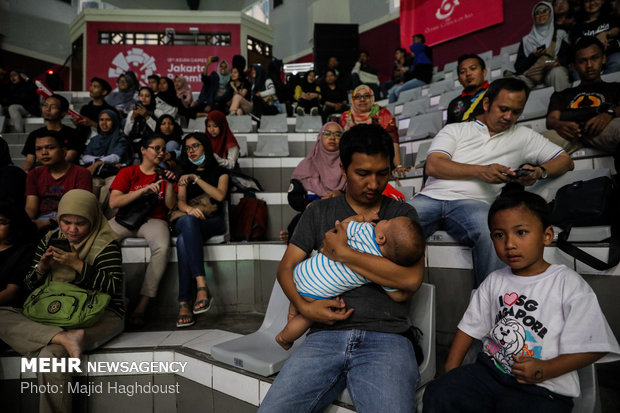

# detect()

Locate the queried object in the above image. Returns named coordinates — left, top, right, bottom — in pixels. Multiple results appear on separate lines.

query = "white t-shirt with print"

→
left=458, top=264, right=620, bottom=397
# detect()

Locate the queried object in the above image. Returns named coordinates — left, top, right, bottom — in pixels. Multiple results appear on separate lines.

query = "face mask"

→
left=190, top=154, right=206, bottom=165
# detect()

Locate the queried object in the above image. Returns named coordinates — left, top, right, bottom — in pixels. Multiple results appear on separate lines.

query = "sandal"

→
left=176, top=303, right=195, bottom=328
left=193, top=287, right=213, bottom=315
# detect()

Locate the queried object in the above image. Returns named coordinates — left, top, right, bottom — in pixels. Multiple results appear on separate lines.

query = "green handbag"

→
left=23, top=277, right=111, bottom=329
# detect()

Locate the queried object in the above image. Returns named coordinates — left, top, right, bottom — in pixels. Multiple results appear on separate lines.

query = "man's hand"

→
left=87, top=160, right=103, bottom=175
left=511, top=164, right=540, bottom=187
left=298, top=297, right=354, bottom=324
left=476, top=163, right=513, bottom=184
left=321, top=221, right=349, bottom=262
left=554, top=120, right=582, bottom=141
left=512, top=356, right=546, bottom=384
left=583, top=113, right=613, bottom=137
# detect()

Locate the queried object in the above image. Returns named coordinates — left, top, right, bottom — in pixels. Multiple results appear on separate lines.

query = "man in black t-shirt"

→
left=21, top=94, right=81, bottom=172
left=447, top=54, right=489, bottom=124
left=258, top=124, right=424, bottom=413
left=545, top=37, right=620, bottom=153
left=74, top=77, right=115, bottom=142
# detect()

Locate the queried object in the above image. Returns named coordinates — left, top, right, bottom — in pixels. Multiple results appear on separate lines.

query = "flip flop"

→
left=193, top=287, right=213, bottom=315
left=177, top=303, right=195, bottom=328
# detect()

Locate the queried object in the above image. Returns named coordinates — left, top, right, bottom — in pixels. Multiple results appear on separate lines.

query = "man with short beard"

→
left=446, top=54, right=489, bottom=124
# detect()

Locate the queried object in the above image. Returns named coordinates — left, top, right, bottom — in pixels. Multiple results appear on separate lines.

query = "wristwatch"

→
left=599, top=103, right=616, bottom=117
left=538, top=165, right=548, bottom=179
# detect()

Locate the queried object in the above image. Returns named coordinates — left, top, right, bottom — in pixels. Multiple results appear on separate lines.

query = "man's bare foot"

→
left=275, top=333, right=293, bottom=350
left=52, top=329, right=85, bottom=358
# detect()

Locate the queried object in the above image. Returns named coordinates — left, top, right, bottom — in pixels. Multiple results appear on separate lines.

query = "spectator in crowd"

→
left=447, top=54, right=490, bottom=124
left=283, top=122, right=346, bottom=242
left=147, top=74, right=160, bottom=94
left=380, top=47, right=412, bottom=100
left=203, top=57, right=231, bottom=113
left=226, top=67, right=253, bottom=116
left=327, top=56, right=341, bottom=78
left=0, top=69, right=40, bottom=133
left=295, top=70, right=321, bottom=116
left=409, top=78, right=574, bottom=287
left=0, top=200, right=37, bottom=307
left=571, top=0, right=620, bottom=74
left=258, top=123, right=424, bottom=413
left=174, top=75, right=195, bottom=109
left=75, top=77, right=115, bottom=141
left=155, top=77, right=181, bottom=121
left=25, top=131, right=93, bottom=232
left=106, top=72, right=138, bottom=116
left=553, top=0, right=576, bottom=31
left=424, top=189, right=620, bottom=413
left=0, top=136, right=27, bottom=206
left=82, top=109, right=131, bottom=211
left=172, top=132, right=229, bottom=328
left=0, top=189, right=124, bottom=413
left=388, top=35, right=433, bottom=103
left=156, top=114, right=184, bottom=167
left=340, top=85, right=407, bottom=177
left=124, top=86, right=157, bottom=150
left=205, top=110, right=240, bottom=170
left=320, top=69, right=349, bottom=122
left=108, top=135, right=177, bottom=327
left=251, top=64, right=281, bottom=119
left=21, top=94, right=81, bottom=172
left=544, top=36, right=620, bottom=153
left=351, top=50, right=381, bottom=98
left=514, top=2, right=571, bottom=92
left=268, top=58, right=291, bottom=113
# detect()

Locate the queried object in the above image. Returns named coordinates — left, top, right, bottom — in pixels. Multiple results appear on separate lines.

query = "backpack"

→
left=231, top=194, right=268, bottom=241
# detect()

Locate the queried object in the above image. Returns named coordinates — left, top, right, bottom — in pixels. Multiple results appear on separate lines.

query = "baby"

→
left=276, top=214, right=425, bottom=349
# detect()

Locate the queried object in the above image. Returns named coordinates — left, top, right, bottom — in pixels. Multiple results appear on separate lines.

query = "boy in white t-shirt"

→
left=423, top=190, right=620, bottom=412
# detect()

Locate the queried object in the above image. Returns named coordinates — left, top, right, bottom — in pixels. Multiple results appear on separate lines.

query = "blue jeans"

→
left=175, top=214, right=225, bottom=302
left=258, top=329, right=419, bottom=413
left=388, top=78, right=427, bottom=103
left=423, top=353, right=573, bottom=413
left=409, top=194, right=504, bottom=287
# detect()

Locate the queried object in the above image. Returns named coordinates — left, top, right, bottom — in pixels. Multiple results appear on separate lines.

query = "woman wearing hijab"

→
left=340, top=85, right=407, bottom=177
left=173, top=133, right=229, bottom=327
left=208, top=59, right=232, bottom=113
left=156, top=77, right=181, bottom=120
left=388, top=39, right=434, bottom=103
left=205, top=110, right=240, bottom=169
left=105, top=72, right=138, bottom=116
left=280, top=122, right=346, bottom=242
left=295, top=70, right=322, bottom=116
left=174, top=75, right=196, bottom=109
left=155, top=114, right=184, bottom=167
left=0, top=189, right=124, bottom=413
left=124, top=86, right=157, bottom=146
left=251, top=64, right=281, bottom=119
left=515, top=1, right=570, bottom=92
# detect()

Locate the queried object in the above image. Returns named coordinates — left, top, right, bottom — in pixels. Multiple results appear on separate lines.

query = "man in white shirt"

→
left=410, top=78, right=574, bottom=286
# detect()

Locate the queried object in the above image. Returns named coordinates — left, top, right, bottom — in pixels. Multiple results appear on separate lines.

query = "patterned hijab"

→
left=344, top=85, right=381, bottom=128
left=205, top=110, right=239, bottom=158
left=290, top=122, right=347, bottom=196
left=50, top=189, right=118, bottom=281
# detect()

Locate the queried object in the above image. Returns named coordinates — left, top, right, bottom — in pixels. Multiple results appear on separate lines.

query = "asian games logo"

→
left=108, top=48, right=158, bottom=86
left=436, top=0, right=460, bottom=20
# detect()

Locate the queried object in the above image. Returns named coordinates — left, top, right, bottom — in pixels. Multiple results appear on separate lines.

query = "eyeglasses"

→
left=147, top=145, right=166, bottom=153
left=353, top=94, right=372, bottom=100
left=322, top=130, right=342, bottom=138
left=185, top=143, right=202, bottom=152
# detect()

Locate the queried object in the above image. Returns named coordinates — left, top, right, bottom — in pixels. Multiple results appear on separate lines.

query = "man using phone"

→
left=544, top=36, right=620, bottom=154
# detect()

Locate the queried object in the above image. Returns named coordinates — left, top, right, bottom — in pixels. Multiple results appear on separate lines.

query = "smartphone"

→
left=49, top=237, right=71, bottom=252
left=135, top=100, right=143, bottom=108
left=510, top=168, right=535, bottom=178
left=156, top=167, right=177, bottom=183
left=211, top=56, right=219, bottom=62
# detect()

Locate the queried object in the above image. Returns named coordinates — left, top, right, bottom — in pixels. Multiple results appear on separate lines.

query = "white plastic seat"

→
left=406, top=111, right=444, bottom=141
left=295, top=115, right=322, bottom=132
left=185, top=117, right=205, bottom=132
left=443, top=61, right=458, bottom=73
left=519, top=86, right=554, bottom=121
left=428, top=79, right=455, bottom=97
left=601, top=71, right=620, bottom=82
left=437, top=89, right=462, bottom=109
left=236, top=135, right=248, bottom=157
left=401, top=97, right=430, bottom=118
left=254, top=134, right=290, bottom=157
left=227, top=114, right=253, bottom=133
left=258, top=114, right=288, bottom=133
left=572, top=364, right=601, bottom=413
left=210, top=280, right=306, bottom=376
left=0, top=115, right=5, bottom=133
left=396, top=86, right=423, bottom=104
left=414, top=140, right=432, bottom=168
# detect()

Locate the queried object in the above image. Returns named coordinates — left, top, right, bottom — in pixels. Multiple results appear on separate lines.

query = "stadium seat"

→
left=572, top=364, right=601, bottom=413
left=186, top=117, right=204, bottom=132
left=396, top=86, right=423, bottom=104
left=210, top=280, right=306, bottom=376
left=601, top=71, right=620, bottom=82
left=414, top=140, right=432, bottom=168
left=443, top=61, right=458, bottom=73
left=295, top=115, right=322, bottom=132
left=236, top=135, right=248, bottom=157
left=500, top=42, right=520, bottom=62
left=428, top=79, right=455, bottom=98
left=258, top=114, right=288, bottom=133
left=401, top=97, right=430, bottom=118
left=519, top=86, right=554, bottom=121
left=254, top=134, right=290, bottom=157
left=438, top=89, right=461, bottom=109
left=406, top=111, right=444, bottom=141
left=227, top=114, right=253, bottom=133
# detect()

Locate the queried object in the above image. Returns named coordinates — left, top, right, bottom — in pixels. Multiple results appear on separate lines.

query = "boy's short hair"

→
left=48, top=94, right=69, bottom=113
left=90, top=77, right=112, bottom=95
left=485, top=77, right=530, bottom=106
left=488, top=190, right=551, bottom=230
left=384, top=217, right=426, bottom=267
left=457, top=54, right=486, bottom=70
left=35, top=130, right=67, bottom=148
left=339, top=124, right=394, bottom=171
left=572, top=36, right=605, bottom=63
left=147, top=74, right=161, bottom=83
left=413, top=33, right=426, bottom=44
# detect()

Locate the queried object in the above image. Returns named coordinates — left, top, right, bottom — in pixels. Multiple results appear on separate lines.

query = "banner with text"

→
left=400, top=0, right=504, bottom=47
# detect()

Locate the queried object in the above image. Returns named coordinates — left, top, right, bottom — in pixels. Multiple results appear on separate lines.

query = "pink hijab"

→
left=291, top=122, right=347, bottom=196
left=174, top=75, right=195, bottom=108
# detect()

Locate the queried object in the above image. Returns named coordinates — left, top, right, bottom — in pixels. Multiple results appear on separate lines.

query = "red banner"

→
left=400, top=0, right=504, bottom=47
left=86, top=22, right=241, bottom=92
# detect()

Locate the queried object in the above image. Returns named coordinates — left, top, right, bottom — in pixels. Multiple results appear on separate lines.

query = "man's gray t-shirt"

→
left=290, top=195, right=420, bottom=334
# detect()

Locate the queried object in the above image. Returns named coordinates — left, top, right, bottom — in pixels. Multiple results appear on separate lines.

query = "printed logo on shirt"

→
left=568, top=92, right=604, bottom=109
